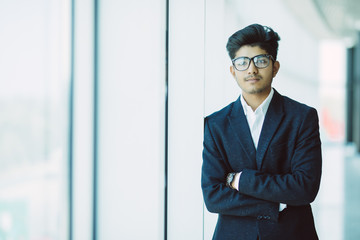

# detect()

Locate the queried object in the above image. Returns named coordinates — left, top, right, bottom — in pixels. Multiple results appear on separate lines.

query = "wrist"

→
left=226, top=173, right=236, bottom=189
left=232, top=172, right=241, bottom=190
left=226, top=172, right=241, bottom=190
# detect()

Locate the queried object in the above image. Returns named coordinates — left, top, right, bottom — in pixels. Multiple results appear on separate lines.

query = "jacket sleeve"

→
left=238, top=108, right=322, bottom=206
left=201, top=117, right=279, bottom=221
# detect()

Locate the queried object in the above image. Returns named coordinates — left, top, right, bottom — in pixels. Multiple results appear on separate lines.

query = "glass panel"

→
left=0, top=0, right=71, bottom=239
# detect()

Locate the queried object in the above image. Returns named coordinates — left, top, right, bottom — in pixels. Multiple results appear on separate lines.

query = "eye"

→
left=235, top=58, right=248, bottom=66
left=258, top=59, right=267, bottom=64
left=255, top=57, right=269, bottom=66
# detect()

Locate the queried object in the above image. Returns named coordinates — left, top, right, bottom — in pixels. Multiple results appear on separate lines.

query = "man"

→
left=201, top=24, right=322, bottom=240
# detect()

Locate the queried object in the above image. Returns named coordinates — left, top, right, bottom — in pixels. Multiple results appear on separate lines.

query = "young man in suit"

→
left=201, top=24, right=322, bottom=240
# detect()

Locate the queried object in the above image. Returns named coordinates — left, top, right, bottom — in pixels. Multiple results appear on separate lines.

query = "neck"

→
left=242, top=89, right=271, bottom=111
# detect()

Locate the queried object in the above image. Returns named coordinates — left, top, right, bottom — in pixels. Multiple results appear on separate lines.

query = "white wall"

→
left=97, top=0, right=166, bottom=239
left=167, top=0, right=205, bottom=239
left=72, top=0, right=206, bottom=239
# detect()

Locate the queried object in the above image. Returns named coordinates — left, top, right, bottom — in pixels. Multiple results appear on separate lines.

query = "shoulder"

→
left=205, top=99, right=238, bottom=123
left=282, top=95, right=315, bottom=112
left=277, top=93, right=319, bottom=122
left=272, top=88, right=316, bottom=113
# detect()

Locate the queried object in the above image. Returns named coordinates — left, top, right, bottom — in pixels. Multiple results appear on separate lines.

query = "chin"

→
left=246, top=88, right=264, bottom=94
left=249, top=85, right=272, bottom=95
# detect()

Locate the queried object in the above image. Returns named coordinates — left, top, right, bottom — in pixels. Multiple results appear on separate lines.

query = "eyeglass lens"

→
left=233, top=55, right=271, bottom=71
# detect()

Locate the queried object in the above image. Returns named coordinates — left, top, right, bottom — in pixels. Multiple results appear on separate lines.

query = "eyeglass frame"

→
left=231, top=54, right=275, bottom=71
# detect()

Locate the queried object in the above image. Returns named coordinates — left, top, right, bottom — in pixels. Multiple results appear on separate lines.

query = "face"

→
left=230, top=45, right=280, bottom=99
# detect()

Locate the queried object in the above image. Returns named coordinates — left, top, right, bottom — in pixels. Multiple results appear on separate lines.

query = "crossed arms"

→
left=201, top=108, right=322, bottom=221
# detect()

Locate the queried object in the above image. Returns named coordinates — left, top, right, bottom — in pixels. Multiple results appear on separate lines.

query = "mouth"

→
left=245, top=77, right=260, bottom=83
left=246, top=75, right=260, bottom=79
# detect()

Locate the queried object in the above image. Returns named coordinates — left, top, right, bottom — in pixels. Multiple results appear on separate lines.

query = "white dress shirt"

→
left=240, top=88, right=274, bottom=150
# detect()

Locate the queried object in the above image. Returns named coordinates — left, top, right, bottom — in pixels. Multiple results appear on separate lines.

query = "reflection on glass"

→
left=0, top=0, right=70, bottom=239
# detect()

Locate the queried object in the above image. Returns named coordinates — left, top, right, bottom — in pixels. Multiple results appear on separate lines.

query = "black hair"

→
left=226, top=24, right=280, bottom=60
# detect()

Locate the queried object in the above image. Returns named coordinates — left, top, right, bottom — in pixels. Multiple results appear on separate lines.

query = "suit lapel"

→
left=227, top=97, right=256, bottom=164
left=256, top=91, right=285, bottom=169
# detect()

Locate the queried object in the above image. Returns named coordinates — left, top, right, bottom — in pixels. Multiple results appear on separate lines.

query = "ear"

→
left=230, top=65, right=236, bottom=78
left=272, top=61, right=280, bottom=77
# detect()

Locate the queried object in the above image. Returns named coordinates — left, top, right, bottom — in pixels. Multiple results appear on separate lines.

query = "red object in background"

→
left=321, top=108, right=345, bottom=141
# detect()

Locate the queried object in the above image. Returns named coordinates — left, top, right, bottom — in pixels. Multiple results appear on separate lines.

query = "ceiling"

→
left=282, top=0, right=360, bottom=46
left=314, top=0, right=360, bottom=37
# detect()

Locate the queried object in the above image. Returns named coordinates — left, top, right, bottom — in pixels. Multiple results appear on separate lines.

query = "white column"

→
left=167, top=0, right=205, bottom=239
left=97, top=0, right=166, bottom=239
left=73, top=0, right=94, bottom=239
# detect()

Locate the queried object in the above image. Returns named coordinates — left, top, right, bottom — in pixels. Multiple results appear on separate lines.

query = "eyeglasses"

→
left=232, top=54, right=274, bottom=71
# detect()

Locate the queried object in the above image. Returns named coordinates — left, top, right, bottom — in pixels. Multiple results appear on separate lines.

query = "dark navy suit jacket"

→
left=201, top=89, right=322, bottom=240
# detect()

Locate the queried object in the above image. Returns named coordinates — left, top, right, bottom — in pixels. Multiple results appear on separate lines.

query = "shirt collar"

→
left=240, top=88, right=274, bottom=116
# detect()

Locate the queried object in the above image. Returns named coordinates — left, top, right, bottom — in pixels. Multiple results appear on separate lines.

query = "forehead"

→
left=234, top=45, right=267, bottom=58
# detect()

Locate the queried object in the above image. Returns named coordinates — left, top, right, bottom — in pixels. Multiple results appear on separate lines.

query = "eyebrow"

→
left=238, top=54, right=268, bottom=58
left=233, top=54, right=268, bottom=60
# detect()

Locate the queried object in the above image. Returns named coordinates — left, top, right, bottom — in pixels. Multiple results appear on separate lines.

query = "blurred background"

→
left=0, top=0, right=360, bottom=239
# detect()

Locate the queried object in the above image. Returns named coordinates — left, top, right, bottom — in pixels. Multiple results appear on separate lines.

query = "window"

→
left=0, top=1, right=71, bottom=239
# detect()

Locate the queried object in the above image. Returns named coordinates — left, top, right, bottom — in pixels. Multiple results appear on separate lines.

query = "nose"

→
left=247, top=60, right=258, bottom=74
